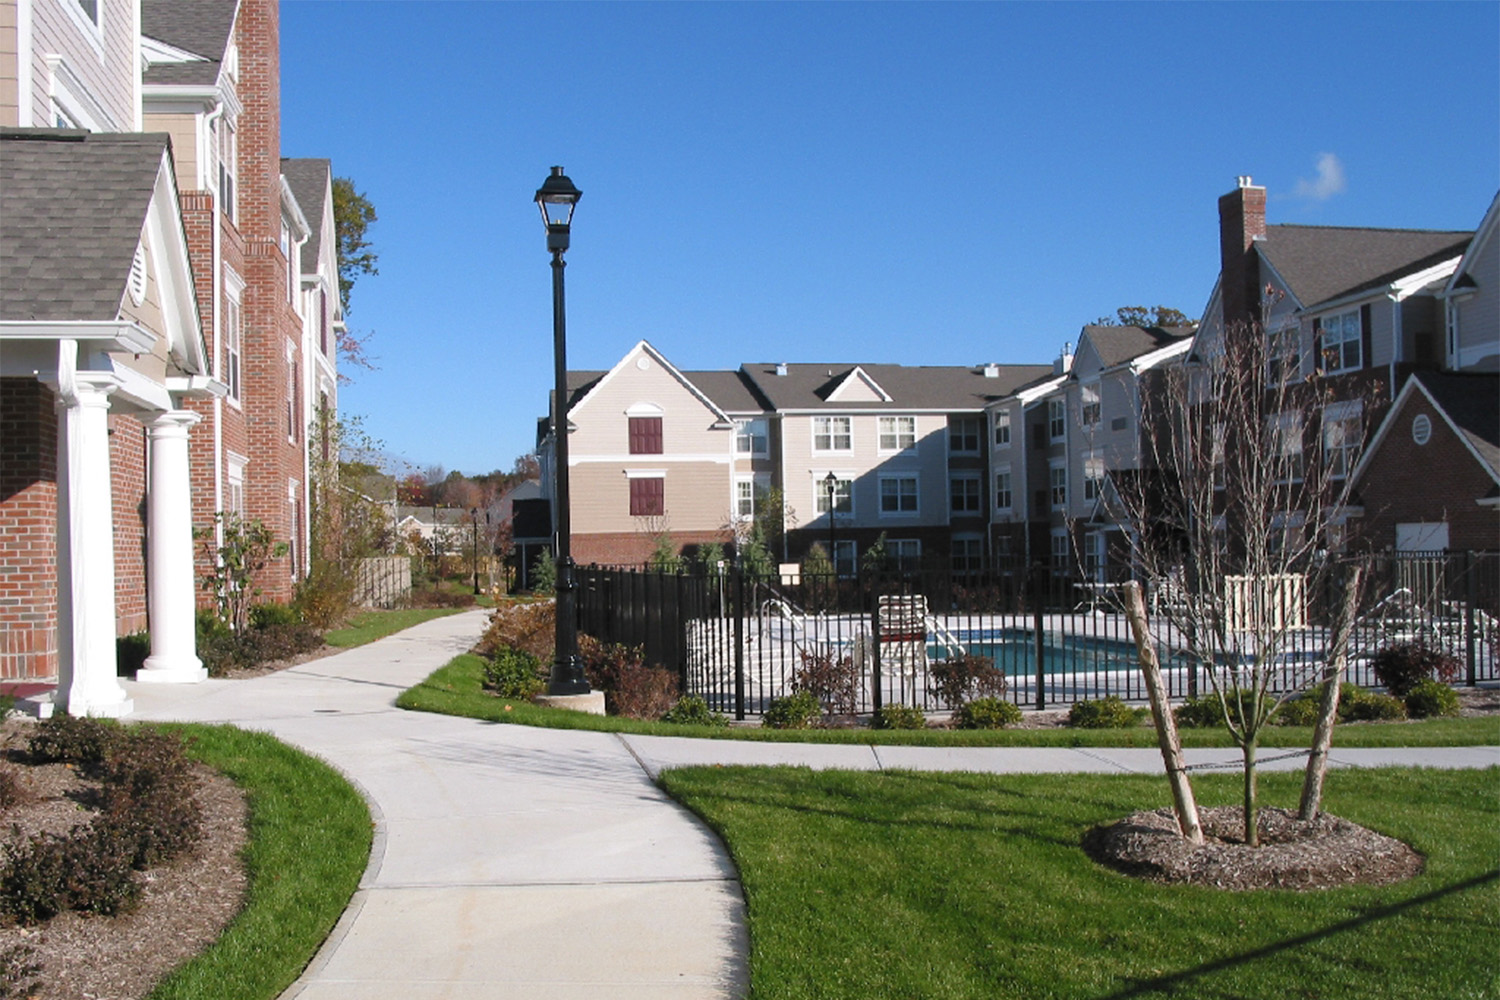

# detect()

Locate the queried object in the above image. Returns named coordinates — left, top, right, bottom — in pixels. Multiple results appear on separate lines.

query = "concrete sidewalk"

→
left=124, top=610, right=1499, bottom=999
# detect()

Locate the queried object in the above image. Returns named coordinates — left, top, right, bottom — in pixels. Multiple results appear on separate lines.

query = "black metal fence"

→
left=574, top=552, right=1498, bottom=719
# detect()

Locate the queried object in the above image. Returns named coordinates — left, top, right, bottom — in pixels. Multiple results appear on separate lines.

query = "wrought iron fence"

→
left=574, top=551, right=1498, bottom=719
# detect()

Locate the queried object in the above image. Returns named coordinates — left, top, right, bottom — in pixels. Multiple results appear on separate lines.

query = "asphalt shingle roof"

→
left=141, top=0, right=238, bottom=86
left=1080, top=325, right=1195, bottom=369
left=282, top=158, right=330, bottom=272
left=0, top=129, right=167, bottom=322
left=737, top=362, right=1054, bottom=411
left=1259, top=224, right=1472, bottom=310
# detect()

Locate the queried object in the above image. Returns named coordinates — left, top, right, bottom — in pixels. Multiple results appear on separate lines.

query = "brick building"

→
left=0, top=0, right=338, bottom=712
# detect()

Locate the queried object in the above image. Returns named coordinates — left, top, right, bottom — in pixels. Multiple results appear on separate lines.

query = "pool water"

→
left=933, top=628, right=1175, bottom=676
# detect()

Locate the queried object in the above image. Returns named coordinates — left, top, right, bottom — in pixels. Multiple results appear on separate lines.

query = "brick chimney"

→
left=236, top=0, right=281, bottom=244
left=1218, top=175, right=1265, bottom=331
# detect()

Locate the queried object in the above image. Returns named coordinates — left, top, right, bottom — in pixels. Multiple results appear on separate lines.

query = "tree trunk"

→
left=1300, top=565, right=1364, bottom=820
left=1123, top=582, right=1204, bottom=845
left=1243, top=738, right=1259, bottom=847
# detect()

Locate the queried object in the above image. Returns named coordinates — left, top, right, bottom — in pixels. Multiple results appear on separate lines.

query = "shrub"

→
left=1068, top=696, right=1139, bottom=729
left=475, top=599, right=555, bottom=662
left=1342, top=687, right=1408, bottom=722
left=927, top=654, right=1006, bottom=710
left=406, top=588, right=477, bottom=609
left=871, top=704, right=927, bottom=730
left=0, top=942, right=40, bottom=998
left=483, top=646, right=545, bottom=699
left=116, top=631, right=150, bottom=677
left=1174, top=689, right=1275, bottom=729
left=792, top=648, right=859, bottom=716
left=0, top=822, right=141, bottom=923
left=763, top=691, right=822, bottom=730
left=611, top=666, right=679, bottom=720
left=239, top=623, right=324, bottom=665
left=577, top=636, right=643, bottom=694
left=957, top=698, right=1022, bottom=729
left=1404, top=677, right=1461, bottom=719
left=98, top=728, right=203, bottom=869
left=0, top=766, right=29, bottom=815
left=1371, top=641, right=1462, bottom=697
left=249, top=602, right=301, bottom=628
left=661, top=696, right=730, bottom=727
left=28, top=714, right=120, bottom=765
left=1275, top=690, right=1324, bottom=727
left=293, top=561, right=358, bottom=629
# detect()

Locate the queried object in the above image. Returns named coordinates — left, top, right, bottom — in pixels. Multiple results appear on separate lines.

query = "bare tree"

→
left=1115, top=304, right=1377, bottom=846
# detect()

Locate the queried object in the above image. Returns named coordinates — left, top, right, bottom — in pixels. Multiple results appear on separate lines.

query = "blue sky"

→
left=279, top=1, right=1499, bottom=478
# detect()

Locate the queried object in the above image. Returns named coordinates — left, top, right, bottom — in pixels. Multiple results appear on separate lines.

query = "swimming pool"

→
left=934, top=628, right=1174, bottom=676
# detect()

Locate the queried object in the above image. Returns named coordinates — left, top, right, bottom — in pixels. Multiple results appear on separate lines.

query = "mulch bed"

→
left=0, top=721, right=248, bottom=1000
left=1084, top=805, right=1424, bottom=891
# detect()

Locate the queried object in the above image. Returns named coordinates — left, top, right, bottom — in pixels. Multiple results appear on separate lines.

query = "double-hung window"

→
left=816, top=476, right=853, bottom=516
left=1080, top=384, right=1101, bottom=427
left=951, top=535, right=983, bottom=575
left=993, top=410, right=1011, bottom=447
left=879, top=475, right=918, bottom=514
left=888, top=539, right=921, bottom=572
left=1319, top=309, right=1362, bottom=373
left=1083, top=451, right=1105, bottom=502
left=222, top=281, right=242, bottom=403
left=994, top=471, right=1012, bottom=511
left=1266, top=324, right=1300, bottom=385
left=1322, top=401, right=1362, bottom=479
left=950, top=475, right=981, bottom=514
left=949, top=417, right=980, bottom=453
left=1048, top=398, right=1066, bottom=441
left=1267, top=412, right=1304, bottom=483
left=735, top=418, right=768, bottom=456
left=813, top=416, right=852, bottom=452
left=1049, top=460, right=1068, bottom=509
left=735, top=478, right=757, bottom=518
left=879, top=416, right=915, bottom=452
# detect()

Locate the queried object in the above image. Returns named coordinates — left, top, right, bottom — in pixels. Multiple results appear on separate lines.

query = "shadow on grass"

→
left=1100, top=869, right=1500, bottom=999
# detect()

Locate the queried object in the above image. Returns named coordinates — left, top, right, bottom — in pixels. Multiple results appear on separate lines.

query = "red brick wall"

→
left=1356, top=393, right=1499, bottom=552
left=0, top=379, right=58, bottom=680
left=109, top=414, right=149, bottom=636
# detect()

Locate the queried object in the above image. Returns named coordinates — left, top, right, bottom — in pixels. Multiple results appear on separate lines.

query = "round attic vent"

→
left=636, top=356, right=650, bottom=370
left=1411, top=414, right=1432, bottom=446
left=128, top=245, right=149, bottom=306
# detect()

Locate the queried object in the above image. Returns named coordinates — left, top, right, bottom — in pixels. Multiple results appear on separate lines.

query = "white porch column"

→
left=55, top=376, right=133, bottom=718
left=138, top=410, right=207, bottom=683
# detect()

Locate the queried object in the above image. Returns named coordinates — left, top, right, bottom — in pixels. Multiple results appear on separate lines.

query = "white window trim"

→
left=1080, top=382, right=1101, bottom=427
left=994, top=470, right=1013, bottom=512
left=888, top=538, right=922, bottom=571
left=812, top=415, right=853, bottom=453
left=1082, top=450, right=1105, bottom=502
left=1049, top=459, right=1068, bottom=510
left=1321, top=399, right=1362, bottom=480
left=949, top=416, right=982, bottom=454
left=1319, top=308, right=1362, bottom=374
left=61, top=0, right=105, bottom=50
left=222, top=269, right=244, bottom=407
left=735, top=417, right=769, bottom=456
left=815, top=473, right=854, bottom=518
left=993, top=410, right=1011, bottom=448
left=877, top=474, right=920, bottom=517
left=877, top=415, right=917, bottom=454
left=1048, top=398, right=1066, bottom=441
left=949, top=473, right=982, bottom=515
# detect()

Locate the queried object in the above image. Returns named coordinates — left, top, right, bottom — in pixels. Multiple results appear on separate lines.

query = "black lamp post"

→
left=824, top=471, right=839, bottom=577
left=537, top=166, right=589, bottom=695
left=470, top=507, right=480, bottom=595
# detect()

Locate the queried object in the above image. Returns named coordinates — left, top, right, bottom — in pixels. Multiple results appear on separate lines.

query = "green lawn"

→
left=147, top=725, right=371, bottom=1000
left=660, top=766, right=1500, bottom=1000
left=323, top=607, right=468, bottom=648
left=397, top=652, right=1500, bottom=748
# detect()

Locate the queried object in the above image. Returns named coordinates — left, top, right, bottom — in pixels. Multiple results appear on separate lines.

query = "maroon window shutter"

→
left=1360, top=304, right=1373, bottom=370
left=629, top=416, right=663, bottom=454
left=629, top=477, right=664, bottom=516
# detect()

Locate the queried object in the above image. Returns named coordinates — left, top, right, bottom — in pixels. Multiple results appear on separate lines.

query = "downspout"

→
left=294, top=230, right=311, bottom=579
left=16, top=0, right=32, bottom=126
left=204, top=100, right=226, bottom=548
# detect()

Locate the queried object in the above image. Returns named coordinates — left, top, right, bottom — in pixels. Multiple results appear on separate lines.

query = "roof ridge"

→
left=1269, top=222, right=1472, bottom=237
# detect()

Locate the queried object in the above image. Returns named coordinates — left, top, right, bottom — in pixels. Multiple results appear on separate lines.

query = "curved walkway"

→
left=125, top=610, right=1499, bottom=999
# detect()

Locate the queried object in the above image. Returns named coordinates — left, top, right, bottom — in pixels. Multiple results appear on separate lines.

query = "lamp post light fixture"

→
left=537, top=166, right=590, bottom=696
left=824, top=471, right=839, bottom=578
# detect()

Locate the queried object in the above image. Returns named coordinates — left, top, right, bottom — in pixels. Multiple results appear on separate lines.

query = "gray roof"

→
left=282, top=158, right=330, bottom=272
left=1080, top=325, right=1195, bottom=369
left=684, top=370, right=771, bottom=413
left=737, top=362, right=1054, bottom=411
left=1412, top=372, right=1500, bottom=481
left=1259, top=224, right=1472, bottom=310
left=0, top=129, right=168, bottom=322
left=142, top=1, right=238, bottom=86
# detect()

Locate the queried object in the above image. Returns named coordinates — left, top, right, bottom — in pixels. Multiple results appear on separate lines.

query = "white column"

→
left=138, top=410, right=207, bottom=683
left=56, top=376, right=133, bottom=718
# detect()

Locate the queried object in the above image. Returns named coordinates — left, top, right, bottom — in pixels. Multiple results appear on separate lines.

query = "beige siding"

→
left=782, top=412, right=952, bottom=528
left=0, top=4, right=18, bottom=126
left=28, top=0, right=136, bottom=130
left=570, top=461, right=730, bottom=535
left=144, top=111, right=199, bottom=190
left=1454, top=232, right=1499, bottom=370
left=570, top=351, right=730, bottom=458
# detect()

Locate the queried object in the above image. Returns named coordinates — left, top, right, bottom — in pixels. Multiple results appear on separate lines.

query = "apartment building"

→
left=538, top=340, right=1050, bottom=572
left=0, top=0, right=336, bottom=712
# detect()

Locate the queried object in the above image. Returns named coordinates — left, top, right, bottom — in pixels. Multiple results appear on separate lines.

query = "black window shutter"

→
left=1312, top=316, right=1323, bottom=372
left=1360, top=304, right=1373, bottom=370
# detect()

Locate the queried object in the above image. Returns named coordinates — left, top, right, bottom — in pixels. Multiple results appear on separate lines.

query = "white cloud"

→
left=1293, top=153, right=1346, bottom=201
